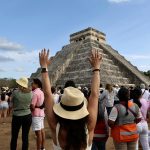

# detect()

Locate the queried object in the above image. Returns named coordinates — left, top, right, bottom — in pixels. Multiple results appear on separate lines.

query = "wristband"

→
left=41, top=68, right=48, bottom=73
left=93, top=69, right=100, bottom=72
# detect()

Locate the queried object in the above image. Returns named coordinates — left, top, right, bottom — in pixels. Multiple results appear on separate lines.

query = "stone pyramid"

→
left=31, top=27, right=150, bottom=87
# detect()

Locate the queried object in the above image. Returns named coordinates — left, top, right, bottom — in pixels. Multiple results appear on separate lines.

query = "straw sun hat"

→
left=16, top=77, right=28, bottom=88
left=53, top=87, right=89, bottom=120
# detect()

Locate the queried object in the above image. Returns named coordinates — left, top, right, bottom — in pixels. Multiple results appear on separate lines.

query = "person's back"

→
left=141, top=89, right=150, bottom=101
left=0, top=92, right=9, bottom=123
left=92, top=97, right=109, bottom=150
left=39, top=49, right=102, bottom=150
left=101, top=86, right=115, bottom=115
left=30, top=78, right=45, bottom=150
left=53, top=121, right=92, bottom=150
left=0, top=92, right=9, bottom=101
left=136, top=98, right=150, bottom=150
left=10, top=77, right=32, bottom=150
left=12, top=90, right=32, bottom=116
left=140, top=84, right=150, bottom=101
left=108, top=88, right=141, bottom=150
left=132, top=87, right=150, bottom=150
left=140, top=98, right=150, bottom=121
left=105, top=90, right=115, bottom=106
left=112, top=102, right=140, bottom=125
left=51, top=87, right=92, bottom=150
left=31, top=88, right=44, bottom=117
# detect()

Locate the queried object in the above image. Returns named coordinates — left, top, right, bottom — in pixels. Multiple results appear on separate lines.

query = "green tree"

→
left=0, top=78, right=17, bottom=89
left=143, top=70, right=150, bottom=78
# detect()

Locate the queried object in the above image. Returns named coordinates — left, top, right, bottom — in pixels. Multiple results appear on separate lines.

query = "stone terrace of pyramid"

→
left=31, top=27, right=150, bottom=87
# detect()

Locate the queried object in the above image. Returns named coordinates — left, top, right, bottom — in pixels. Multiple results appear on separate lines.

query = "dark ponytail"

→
left=124, top=100, right=129, bottom=116
left=118, top=88, right=130, bottom=116
left=1, top=93, right=6, bottom=101
left=132, top=88, right=142, bottom=108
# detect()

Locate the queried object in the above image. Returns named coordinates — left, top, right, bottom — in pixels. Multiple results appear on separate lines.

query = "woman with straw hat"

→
left=39, top=49, right=102, bottom=150
left=10, top=77, right=32, bottom=150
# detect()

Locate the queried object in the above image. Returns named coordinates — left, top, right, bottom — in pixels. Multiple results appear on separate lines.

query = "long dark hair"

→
left=56, top=115, right=88, bottom=150
left=132, top=88, right=142, bottom=108
left=1, top=93, right=6, bottom=101
left=117, top=88, right=130, bottom=116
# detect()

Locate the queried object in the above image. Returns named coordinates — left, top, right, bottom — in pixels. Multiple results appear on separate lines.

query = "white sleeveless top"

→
left=53, top=123, right=92, bottom=150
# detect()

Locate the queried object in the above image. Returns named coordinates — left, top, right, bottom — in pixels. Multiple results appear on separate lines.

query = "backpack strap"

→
left=128, top=104, right=141, bottom=123
left=142, top=90, right=146, bottom=96
left=128, top=107, right=137, bottom=118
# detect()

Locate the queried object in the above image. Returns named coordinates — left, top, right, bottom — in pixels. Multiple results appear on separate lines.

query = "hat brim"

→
left=53, top=98, right=89, bottom=120
left=16, top=80, right=28, bottom=88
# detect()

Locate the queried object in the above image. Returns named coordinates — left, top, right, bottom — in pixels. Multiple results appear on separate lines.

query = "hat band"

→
left=60, top=101, right=84, bottom=111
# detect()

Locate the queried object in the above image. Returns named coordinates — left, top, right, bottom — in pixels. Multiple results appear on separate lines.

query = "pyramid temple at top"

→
left=31, top=27, right=150, bottom=87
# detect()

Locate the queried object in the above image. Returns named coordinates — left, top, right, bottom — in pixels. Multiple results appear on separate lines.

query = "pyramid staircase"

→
left=55, top=39, right=130, bottom=87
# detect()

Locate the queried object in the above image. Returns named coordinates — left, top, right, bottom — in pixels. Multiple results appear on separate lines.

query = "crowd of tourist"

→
left=0, top=49, right=150, bottom=150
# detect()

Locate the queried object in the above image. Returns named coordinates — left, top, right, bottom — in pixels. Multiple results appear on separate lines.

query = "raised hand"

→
left=89, top=49, right=102, bottom=69
left=39, top=49, right=52, bottom=68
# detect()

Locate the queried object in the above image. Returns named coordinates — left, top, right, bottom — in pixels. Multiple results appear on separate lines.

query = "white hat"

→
left=77, top=86, right=82, bottom=90
left=53, top=87, right=89, bottom=120
left=140, top=83, right=145, bottom=89
left=16, top=77, right=28, bottom=88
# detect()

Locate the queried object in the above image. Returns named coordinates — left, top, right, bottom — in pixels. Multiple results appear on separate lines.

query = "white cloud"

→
left=0, top=38, right=23, bottom=51
left=5, top=50, right=39, bottom=62
left=108, top=0, right=131, bottom=3
left=14, top=67, right=25, bottom=72
left=0, top=55, right=14, bottom=62
left=0, top=37, right=40, bottom=78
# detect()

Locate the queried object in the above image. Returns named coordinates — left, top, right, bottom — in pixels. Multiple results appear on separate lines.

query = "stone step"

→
left=65, top=61, right=120, bottom=72
left=74, top=51, right=109, bottom=60
left=77, top=47, right=103, bottom=54
left=73, top=54, right=113, bottom=64
left=102, top=63, right=120, bottom=71
left=70, top=57, right=114, bottom=66
left=58, top=68, right=128, bottom=80
left=48, top=44, right=79, bottom=71
left=101, top=70, right=123, bottom=77
left=59, top=68, right=123, bottom=79
left=101, top=76, right=129, bottom=84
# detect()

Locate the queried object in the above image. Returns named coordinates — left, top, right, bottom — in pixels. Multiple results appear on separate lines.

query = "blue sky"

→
left=0, top=0, right=150, bottom=79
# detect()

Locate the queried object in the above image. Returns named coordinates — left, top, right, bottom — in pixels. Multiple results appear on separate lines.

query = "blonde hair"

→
left=18, top=85, right=31, bottom=93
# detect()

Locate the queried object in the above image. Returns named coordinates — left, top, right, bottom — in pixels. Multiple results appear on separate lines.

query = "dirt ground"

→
left=0, top=116, right=115, bottom=150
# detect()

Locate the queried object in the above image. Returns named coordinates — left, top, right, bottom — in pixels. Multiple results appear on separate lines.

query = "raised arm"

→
left=87, top=49, right=102, bottom=131
left=39, top=49, right=57, bottom=129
